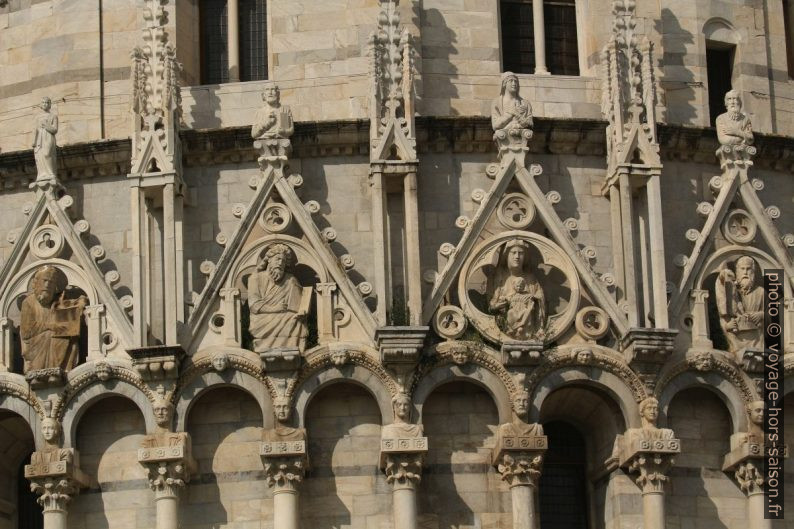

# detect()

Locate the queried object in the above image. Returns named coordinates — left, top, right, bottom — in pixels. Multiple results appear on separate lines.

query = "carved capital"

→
left=735, top=460, right=765, bottom=496
left=315, top=282, right=337, bottom=297
left=29, top=476, right=80, bottom=512
left=262, top=457, right=307, bottom=491
left=142, top=460, right=190, bottom=498
left=383, top=452, right=425, bottom=488
left=626, top=452, right=675, bottom=494
left=26, top=447, right=89, bottom=513
left=495, top=451, right=543, bottom=488
left=138, top=432, right=195, bottom=498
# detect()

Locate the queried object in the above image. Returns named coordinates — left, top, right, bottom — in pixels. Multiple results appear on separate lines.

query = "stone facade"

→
left=0, top=0, right=792, bottom=529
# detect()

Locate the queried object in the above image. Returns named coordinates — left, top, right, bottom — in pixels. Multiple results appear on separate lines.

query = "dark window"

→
left=539, top=421, right=589, bottom=529
left=239, top=0, right=268, bottom=81
left=501, top=0, right=536, bottom=74
left=784, top=0, right=794, bottom=78
left=18, top=455, right=43, bottom=529
left=200, top=0, right=229, bottom=84
left=545, top=0, right=579, bottom=75
left=706, top=44, right=734, bottom=126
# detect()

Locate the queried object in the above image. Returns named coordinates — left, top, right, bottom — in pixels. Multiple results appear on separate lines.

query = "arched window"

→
left=200, top=0, right=267, bottom=84
left=500, top=0, right=580, bottom=75
left=539, top=421, right=589, bottom=529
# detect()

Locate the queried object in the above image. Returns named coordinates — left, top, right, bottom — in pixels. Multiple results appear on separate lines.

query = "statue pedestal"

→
left=380, top=436, right=427, bottom=529
left=261, top=435, right=309, bottom=529
left=128, top=345, right=185, bottom=380
left=618, top=435, right=680, bottom=529
left=25, top=448, right=89, bottom=529
left=138, top=433, right=196, bottom=529
left=25, top=368, right=65, bottom=389
left=259, top=348, right=302, bottom=372
left=491, top=434, right=547, bottom=529
left=500, top=341, right=544, bottom=366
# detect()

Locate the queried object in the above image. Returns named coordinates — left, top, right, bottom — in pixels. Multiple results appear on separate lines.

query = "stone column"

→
left=492, top=433, right=547, bottom=529
left=261, top=438, right=308, bottom=529
left=723, top=437, right=775, bottom=529
left=0, top=317, right=11, bottom=370
left=380, top=437, right=427, bottom=529
left=689, top=290, right=712, bottom=349
left=26, top=448, right=89, bottom=529
left=532, top=0, right=548, bottom=74
left=315, top=282, right=337, bottom=342
left=138, top=433, right=196, bottom=529
left=227, top=0, right=240, bottom=82
left=619, top=437, right=679, bottom=529
left=83, top=304, right=106, bottom=360
left=219, top=287, right=241, bottom=346
left=403, top=171, right=422, bottom=325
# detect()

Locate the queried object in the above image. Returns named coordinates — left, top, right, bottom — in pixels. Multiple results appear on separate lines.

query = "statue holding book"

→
left=21, top=266, right=87, bottom=373
left=247, top=244, right=312, bottom=352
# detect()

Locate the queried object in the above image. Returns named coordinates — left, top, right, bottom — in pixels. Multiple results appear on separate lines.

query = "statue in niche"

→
left=716, top=90, right=753, bottom=147
left=382, top=393, right=423, bottom=439
left=715, top=256, right=763, bottom=351
left=32, top=97, right=59, bottom=182
left=20, top=266, right=87, bottom=374
left=498, top=390, right=544, bottom=438
left=251, top=84, right=294, bottom=159
left=247, top=244, right=312, bottom=352
left=492, top=72, right=533, bottom=135
left=488, top=239, right=546, bottom=340
left=627, top=397, right=674, bottom=442
left=29, top=417, right=72, bottom=467
left=263, top=396, right=306, bottom=442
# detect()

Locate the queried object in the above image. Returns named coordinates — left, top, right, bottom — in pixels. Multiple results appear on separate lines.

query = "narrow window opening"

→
left=239, top=0, right=268, bottom=81
left=200, top=0, right=229, bottom=84
left=784, top=0, right=794, bottom=78
left=501, top=0, right=536, bottom=74
left=545, top=0, right=579, bottom=75
left=706, top=43, right=734, bottom=126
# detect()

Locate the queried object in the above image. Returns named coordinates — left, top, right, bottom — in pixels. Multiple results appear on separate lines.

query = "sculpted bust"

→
left=382, top=393, right=423, bottom=439
left=21, top=266, right=87, bottom=374
left=628, top=397, right=674, bottom=442
left=716, top=90, right=753, bottom=147
left=498, top=391, right=544, bottom=438
left=247, top=244, right=310, bottom=352
left=30, top=418, right=72, bottom=467
left=264, top=396, right=306, bottom=442
left=743, top=400, right=765, bottom=445
left=488, top=240, right=546, bottom=340
left=492, top=72, right=533, bottom=135
left=32, top=96, right=58, bottom=182
left=714, top=256, right=764, bottom=351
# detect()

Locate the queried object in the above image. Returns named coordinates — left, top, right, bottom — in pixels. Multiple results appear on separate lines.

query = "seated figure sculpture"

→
left=21, top=266, right=87, bottom=374
left=382, top=393, right=423, bottom=439
left=715, top=256, right=764, bottom=352
left=251, top=84, right=294, bottom=160
left=716, top=90, right=753, bottom=148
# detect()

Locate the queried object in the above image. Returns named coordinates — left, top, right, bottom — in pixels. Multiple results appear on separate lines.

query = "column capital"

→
left=380, top=436, right=427, bottom=489
left=617, top=432, right=680, bottom=494
left=495, top=450, right=544, bottom=488
left=734, top=460, right=765, bottom=496
left=261, top=434, right=309, bottom=492
left=26, top=447, right=89, bottom=513
left=626, top=451, right=675, bottom=494
left=138, top=432, right=196, bottom=499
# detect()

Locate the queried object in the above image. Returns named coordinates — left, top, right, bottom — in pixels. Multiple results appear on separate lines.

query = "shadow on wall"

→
left=420, top=8, right=460, bottom=116
left=657, top=9, right=698, bottom=125
left=419, top=382, right=503, bottom=529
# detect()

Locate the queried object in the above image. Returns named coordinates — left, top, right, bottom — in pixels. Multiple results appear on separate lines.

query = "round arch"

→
left=703, top=17, right=740, bottom=45
left=413, top=364, right=513, bottom=425
left=293, top=364, right=393, bottom=427
left=529, top=366, right=641, bottom=428
left=656, top=371, right=747, bottom=433
left=175, top=369, right=273, bottom=431
left=61, top=380, right=156, bottom=448
left=0, top=392, right=44, bottom=449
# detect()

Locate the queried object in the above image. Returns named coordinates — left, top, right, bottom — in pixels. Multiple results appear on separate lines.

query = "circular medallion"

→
left=30, top=225, right=65, bottom=259
left=260, top=203, right=292, bottom=233
left=497, top=193, right=535, bottom=229
left=575, top=306, right=609, bottom=341
left=722, top=209, right=756, bottom=245
left=433, top=305, right=467, bottom=340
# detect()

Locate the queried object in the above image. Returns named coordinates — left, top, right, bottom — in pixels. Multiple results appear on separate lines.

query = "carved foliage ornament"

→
left=458, top=232, right=580, bottom=345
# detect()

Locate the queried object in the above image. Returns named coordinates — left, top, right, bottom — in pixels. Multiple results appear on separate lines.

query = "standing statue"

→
left=488, top=239, right=546, bottom=340
left=251, top=84, right=294, bottom=159
left=20, top=266, right=87, bottom=374
left=32, top=97, right=59, bottom=182
left=491, top=72, right=533, bottom=155
left=715, top=256, right=763, bottom=351
left=716, top=90, right=753, bottom=147
left=382, top=393, right=423, bottom=438
left=247, top=244, right=311, bottom=352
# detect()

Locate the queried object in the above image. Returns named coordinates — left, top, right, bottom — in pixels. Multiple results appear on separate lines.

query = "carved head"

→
left=31, top=266, right=64, bottom=305
left=500, top=72, right=520, bottom=96
left=259, top=244, right=295, bottom=283
left=211, top=352, right=230, bottom=372
left=262, top=84, right=281, bottom=106
left=504, top=239, right=530, bottom=272
left=735, top=256, right=757, bottom=291
left=153, top=387, right=174, bottom=429
left=40, top=97, right=52, bottom=112
left=274, top=396, right=291, bottom=423
left=513, top=277, right=527, bottom=293
left=512, top=390, right=530, bottom=420
left=724, top=90, right=742, bottom=113
left=639, top=397, right=660, bottom=426
left=41, top=417, right=60, bottom=444
left=392, top=393, right=412, bottom=423
left=747, top=400, right=764, bottom=426
left=94, top=361, right=112, bottom=382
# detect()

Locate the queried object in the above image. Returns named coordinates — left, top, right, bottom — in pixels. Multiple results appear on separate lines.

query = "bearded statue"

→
left=716, top=90, right=753, bottom=148
left=715, top=256, right=764, bottom=351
